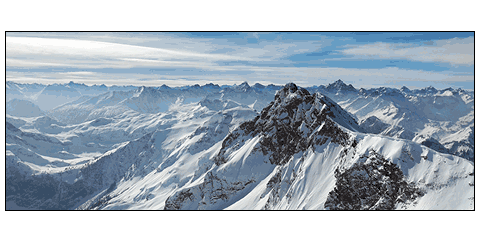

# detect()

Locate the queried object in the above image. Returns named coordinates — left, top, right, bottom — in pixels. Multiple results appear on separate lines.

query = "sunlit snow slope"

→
left=5, top=81, right=474, bottom=210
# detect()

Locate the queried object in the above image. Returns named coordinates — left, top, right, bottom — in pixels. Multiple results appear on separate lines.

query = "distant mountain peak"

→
left=232, top=81, right=251, bottom=92
left=135, top=86, right=158, bottom=96
left=423, top=86, right=437, bottom=92
left=413, top=85, right=438, bottom=95
left=159, top=84, right=171, bottom=90
left=252, top=83, right=265, bottom=89
left=239, top=81, right=250, bottom=87
left=204, top=83, right=220, bottom=89
left=67, top=81, right=86, bottom=87
left=443, top=87, right=454, bottom=92
left=400, top=86, right=410, bottom=92
left=326, top=79, right=356, bottom=92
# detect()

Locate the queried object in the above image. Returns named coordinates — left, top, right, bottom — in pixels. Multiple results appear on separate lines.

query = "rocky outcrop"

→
left=164, top=172, right=255, bottom=210
left=324, top=150, right=423, bottom=210
left=215, top=83, right=360, bottom=166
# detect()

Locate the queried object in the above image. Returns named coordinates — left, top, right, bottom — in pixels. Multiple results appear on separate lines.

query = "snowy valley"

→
left=5, top=80, right=474, bottom=210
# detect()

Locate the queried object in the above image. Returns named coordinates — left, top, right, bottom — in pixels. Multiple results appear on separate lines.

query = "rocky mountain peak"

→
left=270, top=83, right=361, bottom=132
left=236, top=81, right=251, bottom=92
left=239, top=81, right=250, bottom=87
left=204, top=83, right=220, bottom=89
left=400, top=86, right=410, bottom=92
left=135, top=86, right=158, bottom=96
left=275, top=82, right=310, bottom=100
left=252, top=83, right=265, bottom=89
left=159, top=84, right=172, bottom=90
left=326, top=79, right=357, bottom=92
left=215, top=83, right=360, bottom=165
left=283, top=82, right=298, bottom=92
left=418, top=86, right=438, bottom=94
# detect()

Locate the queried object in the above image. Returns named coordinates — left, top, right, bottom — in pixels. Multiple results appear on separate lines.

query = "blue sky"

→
left=6, top=32, right=474, bottom=89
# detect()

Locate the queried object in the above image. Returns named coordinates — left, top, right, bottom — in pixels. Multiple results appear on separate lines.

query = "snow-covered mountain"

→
left=5, top=82, right=474, bottom=210
left=6, top=80, right=278, bottom=114
left=46, top=82, right=276, bottom=124
left=307, top=80, right=475, bottom=161
left=5, top=81, right=137, bottom=111
left=6, top=99, right=44, bottom=117
left=216, top=82, right=279, bottom=111
left=48, top=85, right=217, bottom=124
left=6, top=96, right=257, bottom=209
left=161, top=83, right=473, bottom=210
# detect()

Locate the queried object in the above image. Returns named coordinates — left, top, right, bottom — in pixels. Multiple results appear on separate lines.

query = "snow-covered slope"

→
left=5, top=81, right=135, bottom=112
left=5, top=82, right=474, bottom=210
left=49, top=90, right=136, bottom=124
left=6, top=99, right=44, bottom=117
left=308, top=80, right=475, bottom=161
left=159, top=83, right=473, bottom=210
left=48, top=85, right=223, bottom=124
left=6, top=97, right=257, bottom=209
left=216, top=82, right=277, bottom=112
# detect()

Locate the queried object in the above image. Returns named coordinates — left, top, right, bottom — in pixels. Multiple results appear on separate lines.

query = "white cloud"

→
left=58, top=71, right=97, bottom=75
left=6, top=58, right=73, bottom=67
left=341, top=37, right=474, bottom=66
left=5, top=36, right=327, bottom=73
left=6, top=36, right=258, bottom=69
left=5, top=34, right=473, bottom=89
left=6, top=34, right=333, bottom=70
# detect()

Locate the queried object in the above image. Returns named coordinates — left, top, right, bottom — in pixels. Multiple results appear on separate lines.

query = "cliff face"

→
left=215, top=83, right=360, bottom=166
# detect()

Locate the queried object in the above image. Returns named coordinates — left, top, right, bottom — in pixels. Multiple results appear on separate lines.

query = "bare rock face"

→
left=324, top=150, right=423, bottom=210
left=215, top=83, right=360, bottom=166
left=164, top=172, right=255, bottom=210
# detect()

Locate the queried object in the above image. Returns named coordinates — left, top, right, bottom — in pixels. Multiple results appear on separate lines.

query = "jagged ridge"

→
left=215, top=83, right=361, bottom=165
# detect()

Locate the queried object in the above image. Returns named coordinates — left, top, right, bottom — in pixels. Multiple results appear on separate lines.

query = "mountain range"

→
left=5, top=80, right=474, bottom=210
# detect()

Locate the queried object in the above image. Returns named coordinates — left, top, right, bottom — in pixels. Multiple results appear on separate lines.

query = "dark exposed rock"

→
left=164, top=172, right=255, bottom=210
left=215, top=83, right=359, bottom=166
left=267, top=171, right=282, bottom=189
left=164, top=189, right=195, bottom=210
left=324, top=150, right=423, bottom=210
left=263, top=170, right=282, bottom=210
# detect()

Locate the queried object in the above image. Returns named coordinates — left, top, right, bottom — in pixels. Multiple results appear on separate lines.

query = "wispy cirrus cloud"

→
left=6, top=36, right=258, bottom=69
left=341, top=37, right=474, bottom=66
left=6, top=35, right=330, bottom=72
left=5, top=33, right=474, bottom=89
left=6, top=34, right=333, bottom=67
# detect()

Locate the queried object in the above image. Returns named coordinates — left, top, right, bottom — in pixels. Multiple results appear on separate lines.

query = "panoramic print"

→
left=5, top=32, right=474, bottom=210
